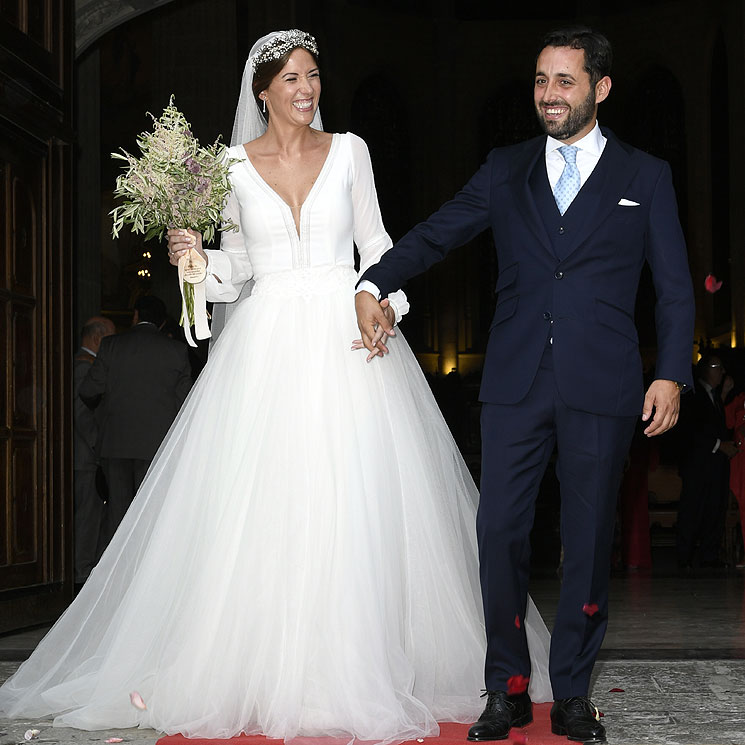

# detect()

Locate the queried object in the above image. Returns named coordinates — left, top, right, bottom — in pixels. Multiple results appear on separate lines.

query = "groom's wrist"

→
left=356, top=280, right=381, bottom=300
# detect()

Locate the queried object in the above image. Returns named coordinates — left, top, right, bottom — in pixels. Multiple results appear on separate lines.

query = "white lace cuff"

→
left=387, top=289, right=410, bottom=324
left=204, top=249, right=242, bottom=303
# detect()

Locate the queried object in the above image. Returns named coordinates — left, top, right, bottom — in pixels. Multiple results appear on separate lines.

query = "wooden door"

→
left=0, top=0, right=74, bottom=632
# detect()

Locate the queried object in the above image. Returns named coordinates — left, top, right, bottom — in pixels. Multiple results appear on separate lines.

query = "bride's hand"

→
left=166, top=229, right=206, bottom=266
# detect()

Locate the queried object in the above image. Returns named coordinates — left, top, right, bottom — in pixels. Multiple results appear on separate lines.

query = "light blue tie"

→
left=553, top=145, right=581, bottom=215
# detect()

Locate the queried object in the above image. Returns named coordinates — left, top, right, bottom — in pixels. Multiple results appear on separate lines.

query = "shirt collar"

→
left=80, top=346, right=97, bottom=357
left=545, top=121, right=604, bottom=157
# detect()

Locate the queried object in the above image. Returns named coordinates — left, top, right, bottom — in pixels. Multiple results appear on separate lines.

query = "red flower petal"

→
left=582, top=603, right=599, bottom=617
left=511, top=734, right=528, bottom=744
left=129, top=691, right=147, bottom=710
left=608, top=687, right=625, bottom=692
left=514, top=614, right=521, bottom=629
left=705, top=274, right=723, bottom=293
left=507, top=674, right=530, bottom=695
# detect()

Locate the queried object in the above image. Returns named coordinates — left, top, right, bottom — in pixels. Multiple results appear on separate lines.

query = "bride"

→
left=0, top=30, right=551, bottom=743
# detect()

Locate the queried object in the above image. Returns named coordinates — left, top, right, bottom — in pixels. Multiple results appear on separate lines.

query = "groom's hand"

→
left=351, top=299, right=396, bottom=358
left=642, top=379, right=681, bottom=436
left=355, top=291, right=395, bottom=361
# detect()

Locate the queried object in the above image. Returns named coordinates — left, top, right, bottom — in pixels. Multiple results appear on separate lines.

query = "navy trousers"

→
left=478, top=346, right=636, bottom=699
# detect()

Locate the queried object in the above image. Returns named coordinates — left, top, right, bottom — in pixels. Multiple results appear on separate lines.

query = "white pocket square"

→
left=618, top=198, right=640, bottom=206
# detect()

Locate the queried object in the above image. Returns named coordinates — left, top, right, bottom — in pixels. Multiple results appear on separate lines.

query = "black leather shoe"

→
left=550, top=697, right=606, bottom=742
left=467, top=691, right=532, bottom=741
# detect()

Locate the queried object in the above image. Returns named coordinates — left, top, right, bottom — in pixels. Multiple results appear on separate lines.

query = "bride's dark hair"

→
left=252, top=47, right=320, bottom=115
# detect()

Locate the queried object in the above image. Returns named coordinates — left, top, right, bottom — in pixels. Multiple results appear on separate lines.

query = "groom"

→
left=356, top=27, right=694, bottom=743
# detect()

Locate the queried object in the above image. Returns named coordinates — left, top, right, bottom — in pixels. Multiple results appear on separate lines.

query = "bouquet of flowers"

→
left=110, top=96, right=238, bottom=345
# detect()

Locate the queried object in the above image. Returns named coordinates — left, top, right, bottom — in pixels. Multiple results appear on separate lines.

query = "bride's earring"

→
left=262, top=97, right=267, bottom=114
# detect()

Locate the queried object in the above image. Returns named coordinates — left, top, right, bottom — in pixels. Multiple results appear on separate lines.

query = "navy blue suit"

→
left=361, top=128, right=694, bottom=698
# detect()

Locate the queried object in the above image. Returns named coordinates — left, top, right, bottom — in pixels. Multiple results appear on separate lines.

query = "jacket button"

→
left=543, top=311, right=552, bottom=321
left=554, top=270, right=564, bottom=279
left=558, top=226, right=565, bottom=234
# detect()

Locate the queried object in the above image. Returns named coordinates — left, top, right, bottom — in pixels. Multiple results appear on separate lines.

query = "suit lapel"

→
left=509, top=137, right=554, bottom=254
left=558, top=130, right=640, bottom=260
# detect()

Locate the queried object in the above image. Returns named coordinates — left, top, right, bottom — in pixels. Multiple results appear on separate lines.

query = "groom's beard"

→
left=536, top=88, right=596, bottom=140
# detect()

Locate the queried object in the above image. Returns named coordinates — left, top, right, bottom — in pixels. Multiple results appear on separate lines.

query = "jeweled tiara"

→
left=250, top=30, right=319, bottom=72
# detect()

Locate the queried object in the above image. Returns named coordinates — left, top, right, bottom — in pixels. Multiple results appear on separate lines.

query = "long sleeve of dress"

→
left=204, top=162, right=254, bottom=303
left=349, top=134, right=409, bottom=321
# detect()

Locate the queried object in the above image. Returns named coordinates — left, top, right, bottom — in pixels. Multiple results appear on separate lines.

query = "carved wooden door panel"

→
left=0, top=0, right=73, bottom=631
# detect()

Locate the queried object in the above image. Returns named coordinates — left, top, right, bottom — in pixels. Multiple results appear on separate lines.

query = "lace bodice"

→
left=204, top=132, right=407, bottom=316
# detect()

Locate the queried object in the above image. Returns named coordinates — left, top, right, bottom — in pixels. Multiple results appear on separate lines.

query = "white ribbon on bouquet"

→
left=178, top=249, right=210, bottom=347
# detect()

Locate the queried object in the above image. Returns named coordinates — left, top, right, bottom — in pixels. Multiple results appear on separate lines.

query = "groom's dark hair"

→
left=539, top=26, right=613, bottom=87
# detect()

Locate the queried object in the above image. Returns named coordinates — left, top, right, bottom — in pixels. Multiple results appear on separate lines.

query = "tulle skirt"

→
left=0, top=265, right=551, bottom=743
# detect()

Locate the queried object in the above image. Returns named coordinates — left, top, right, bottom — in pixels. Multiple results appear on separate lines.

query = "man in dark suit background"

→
left=80, top=295, right=192, bottom=551
left=355, top=27, right=694, bottom=744
left=676, top=353, right=737, bottom=569
left=74, top=315, right=115, bottom=587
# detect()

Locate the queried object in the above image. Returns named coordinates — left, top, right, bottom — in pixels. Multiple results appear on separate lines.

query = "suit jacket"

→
left=79, top=323, right=192, bottom=461
left=73, top=349, right=99, bottom=471
left=679, top=380, right=730, bottom=465
left=361, top=128, right=695, bottom=416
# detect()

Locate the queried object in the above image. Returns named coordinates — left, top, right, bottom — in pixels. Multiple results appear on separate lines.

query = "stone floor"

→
left=1, top=560, right=744, bottom=745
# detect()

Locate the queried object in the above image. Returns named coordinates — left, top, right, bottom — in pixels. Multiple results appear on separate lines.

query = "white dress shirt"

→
left=545, top=120, right=606, bottom=193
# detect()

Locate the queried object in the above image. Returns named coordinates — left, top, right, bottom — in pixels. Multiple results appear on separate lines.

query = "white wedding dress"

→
left=0, top=133, right=551, bottom=743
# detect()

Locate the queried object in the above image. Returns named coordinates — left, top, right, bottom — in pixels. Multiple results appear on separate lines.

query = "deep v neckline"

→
left=242, top=134, right=338, bottom=239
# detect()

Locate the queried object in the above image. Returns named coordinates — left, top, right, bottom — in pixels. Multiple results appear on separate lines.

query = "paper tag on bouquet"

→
left=177, top=249, right=211, bottom=347
left=181, top=248, right=207, bottom=284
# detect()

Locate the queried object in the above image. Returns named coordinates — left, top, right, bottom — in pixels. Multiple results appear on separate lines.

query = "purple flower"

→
left=195, top=178, right=208, bottom=194
left=184, top=157, right=201, bottom=174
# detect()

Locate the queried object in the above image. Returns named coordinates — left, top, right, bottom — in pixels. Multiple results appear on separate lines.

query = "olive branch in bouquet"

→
left=110, top=96, right=239, bottom=332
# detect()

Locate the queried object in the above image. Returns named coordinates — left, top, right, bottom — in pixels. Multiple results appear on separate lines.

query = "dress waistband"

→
left=252, top=265, right=357, bottom=298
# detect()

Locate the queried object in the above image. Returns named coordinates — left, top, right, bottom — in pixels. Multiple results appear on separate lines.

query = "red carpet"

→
left=157, top=703, right=568, bottom=745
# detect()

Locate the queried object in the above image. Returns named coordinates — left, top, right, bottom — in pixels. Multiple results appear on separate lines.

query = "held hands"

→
left=166, top=229, right=206, bottom=266
left=353, top=292, right=396, bottom=362
left=641, top=379, right=681, bottom=437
